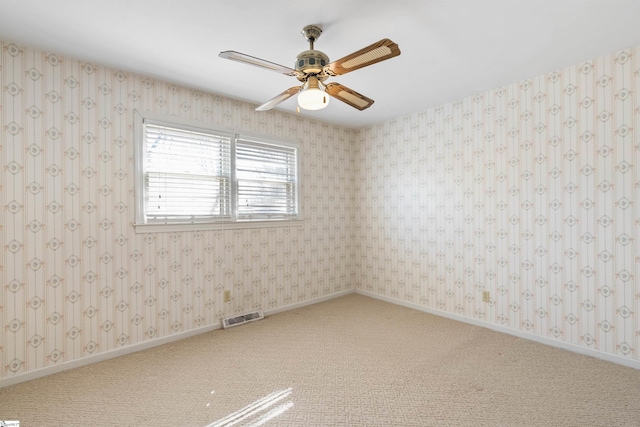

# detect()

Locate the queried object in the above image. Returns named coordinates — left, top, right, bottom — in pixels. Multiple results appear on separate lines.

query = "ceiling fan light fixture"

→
left=297, top=76, right=329, bottom=110
left=220, top=25, right=400, bottom=113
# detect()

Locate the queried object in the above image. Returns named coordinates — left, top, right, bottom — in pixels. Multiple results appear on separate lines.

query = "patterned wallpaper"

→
left=355, top=45, right=640, bottom=363
left=0, top=41, right=355, bottom=381
left=1, top=39, right=639, bottom=383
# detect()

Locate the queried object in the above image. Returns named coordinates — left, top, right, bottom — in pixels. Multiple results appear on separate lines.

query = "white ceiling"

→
left=1, top=0, right=639, bottom=129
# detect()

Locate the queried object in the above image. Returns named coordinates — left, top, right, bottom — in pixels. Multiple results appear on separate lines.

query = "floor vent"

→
left=222, top=310, right=264, bottom=329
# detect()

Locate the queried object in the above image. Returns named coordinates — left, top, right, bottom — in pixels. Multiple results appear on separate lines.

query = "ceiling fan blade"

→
left=325, top=83, right=374, bottom=111
left=219, top=51, right=299, bottom=77
left=255, top=86, right=301, bottom=111
left=326, top=39, right=401, bottom=76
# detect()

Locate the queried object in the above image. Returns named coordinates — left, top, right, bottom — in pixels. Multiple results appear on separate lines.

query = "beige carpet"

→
left=1, top=294, right=639, bottom=426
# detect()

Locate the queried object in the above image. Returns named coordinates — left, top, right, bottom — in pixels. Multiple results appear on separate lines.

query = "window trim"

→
left=133, top=110, right=302, bottom=233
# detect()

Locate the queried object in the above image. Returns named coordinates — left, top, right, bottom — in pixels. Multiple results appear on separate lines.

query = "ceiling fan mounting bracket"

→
left=301, top=25, right=322, bottom=43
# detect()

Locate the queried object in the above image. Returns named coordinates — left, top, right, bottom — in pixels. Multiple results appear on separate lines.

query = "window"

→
left=134, top=112, right=299, bottom=230
left=235, top=138, right=298, bottom=220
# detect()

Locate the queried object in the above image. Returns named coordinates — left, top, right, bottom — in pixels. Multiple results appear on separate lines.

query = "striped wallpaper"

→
left=356, top=45, right=639, bottom=363
left=0, top=41, right=355, bottom=381
left=1, top=40, right=639, bottom=384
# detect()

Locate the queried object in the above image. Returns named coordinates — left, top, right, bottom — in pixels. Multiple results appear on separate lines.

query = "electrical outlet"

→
left=223, top=290, right=231, bottom=302
left=482, top=291, right=490, bottom=303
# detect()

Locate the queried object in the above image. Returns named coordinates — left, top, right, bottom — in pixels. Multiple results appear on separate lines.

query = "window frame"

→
left=133, top=111, right=302, bottom=233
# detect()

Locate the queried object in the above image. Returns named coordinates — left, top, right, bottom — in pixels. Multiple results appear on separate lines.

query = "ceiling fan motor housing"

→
left=295, top=50, right=330, bottom=80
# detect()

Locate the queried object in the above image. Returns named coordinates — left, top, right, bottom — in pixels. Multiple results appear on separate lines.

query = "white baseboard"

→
left=0, top=322, right=223, bottom=389
left=11, top=287, right=631, bottom=389
left=264, top=289, right=355, bottom=317
left=356, top=289, right=640, bottom=371
left=0, top=289, right=356, bottom=389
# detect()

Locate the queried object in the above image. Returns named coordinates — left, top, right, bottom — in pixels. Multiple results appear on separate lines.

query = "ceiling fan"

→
left=219, top=25, right=401, bottom=112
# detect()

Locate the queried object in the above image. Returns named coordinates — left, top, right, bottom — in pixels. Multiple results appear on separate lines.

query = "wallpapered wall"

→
left=1, top=40, right=639, bottom=382
left=0, top=41, right=355, bottom=380
left=355, top=45, right=639, bottom=362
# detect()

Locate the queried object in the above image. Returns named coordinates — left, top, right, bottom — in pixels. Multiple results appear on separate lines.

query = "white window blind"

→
left=236, top=139, right=298, bottom=220
left=135, top=112, right=299, bottom=228
left=143, top=123, right=231, bottom=222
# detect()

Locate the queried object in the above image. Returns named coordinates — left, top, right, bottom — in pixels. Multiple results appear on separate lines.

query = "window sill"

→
left=133, top=219, right=304, bottom=234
